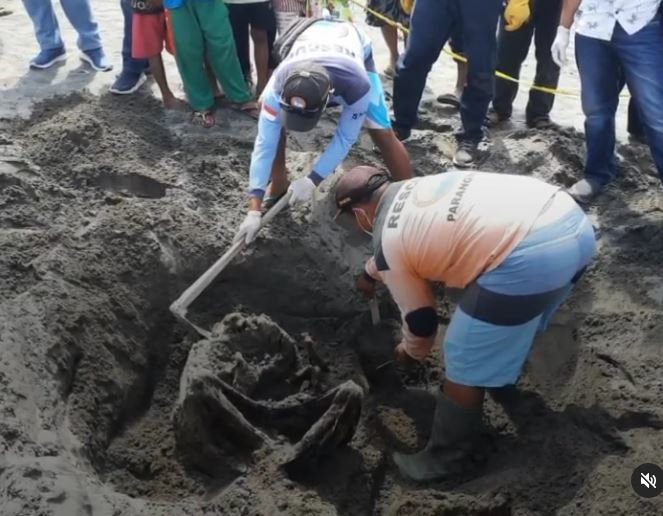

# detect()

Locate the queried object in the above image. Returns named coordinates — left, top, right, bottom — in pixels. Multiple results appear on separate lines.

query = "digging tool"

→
left=169, top=192, right=293, bottom=338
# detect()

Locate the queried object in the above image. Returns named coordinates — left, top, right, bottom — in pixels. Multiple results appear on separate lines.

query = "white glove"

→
left=551, top=26, right=570, bottom=68
left=288, top=177, right=316, bottom=205
left=234, top=210, right=262, bottom=244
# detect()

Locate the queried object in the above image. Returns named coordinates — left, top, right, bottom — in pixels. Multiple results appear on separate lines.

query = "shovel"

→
left=169, top=192, right=292, bottom=338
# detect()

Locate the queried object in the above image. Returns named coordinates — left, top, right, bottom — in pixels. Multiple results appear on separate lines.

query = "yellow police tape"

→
left=345, top=0, right=631, bottom=99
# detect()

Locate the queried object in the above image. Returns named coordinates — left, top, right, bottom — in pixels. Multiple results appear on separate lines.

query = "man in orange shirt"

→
left=334, top=166, right=597, bottom=481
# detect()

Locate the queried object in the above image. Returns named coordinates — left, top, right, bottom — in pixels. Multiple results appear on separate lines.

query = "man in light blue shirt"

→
left=235, top=19, right=412, bottom=244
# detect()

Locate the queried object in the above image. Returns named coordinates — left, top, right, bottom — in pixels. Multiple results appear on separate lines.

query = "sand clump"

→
left=0, top=90, right=662, bottom=515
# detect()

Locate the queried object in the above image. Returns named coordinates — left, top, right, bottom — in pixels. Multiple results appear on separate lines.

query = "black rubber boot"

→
left=393, top=391, right=482, bottom=482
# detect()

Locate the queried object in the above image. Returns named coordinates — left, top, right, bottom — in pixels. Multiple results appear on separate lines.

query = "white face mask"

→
left=353, top=208, right=373, bottom=237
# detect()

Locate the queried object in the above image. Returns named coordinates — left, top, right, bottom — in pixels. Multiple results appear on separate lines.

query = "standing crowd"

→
left=17, top=0, right=663, bottom=484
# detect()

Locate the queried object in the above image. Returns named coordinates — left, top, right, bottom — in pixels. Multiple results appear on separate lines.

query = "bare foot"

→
left=163, top=95, right=188, bottom=111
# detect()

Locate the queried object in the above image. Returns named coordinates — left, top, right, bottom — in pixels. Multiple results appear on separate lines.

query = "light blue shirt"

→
left=248, top=20, right=376, bottom=198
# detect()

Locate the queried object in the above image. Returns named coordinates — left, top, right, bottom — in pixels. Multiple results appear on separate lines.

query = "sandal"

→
left=262, top=188, right=289, bottom=211
left=230, top=101, right=260, bottom=120
left=192, top=110, right=216, bottom=128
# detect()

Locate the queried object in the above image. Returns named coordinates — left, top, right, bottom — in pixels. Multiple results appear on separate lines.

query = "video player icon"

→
left=632, top=464, right=663, bottom=498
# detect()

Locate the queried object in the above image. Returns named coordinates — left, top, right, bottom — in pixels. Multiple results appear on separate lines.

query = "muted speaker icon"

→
left=641, top=472, right=657, bottom=489
left=632, top=464, right=662, bottom=498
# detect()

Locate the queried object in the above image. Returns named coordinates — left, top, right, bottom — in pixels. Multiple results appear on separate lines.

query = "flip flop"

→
left=436, top=93, right=460, bottom=109
left=262, top=189, right=289, bottom=211
left=230, top=101, right=260, bottom=120
left=192, top=110, right=216, bottom=128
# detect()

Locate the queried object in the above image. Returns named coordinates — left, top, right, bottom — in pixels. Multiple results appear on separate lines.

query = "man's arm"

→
left=308, top=90, right=370, bottom=185
left=248, top=86, right=284, bottom=209
left=560, top=0, right=582, bottom=28
left=380, top=268, right=438, bottom=360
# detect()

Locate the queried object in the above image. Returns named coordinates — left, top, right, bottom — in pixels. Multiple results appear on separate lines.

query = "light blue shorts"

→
left=365, top=71, right=391, bottom=130
left=443, top=198, right=597, bottom=387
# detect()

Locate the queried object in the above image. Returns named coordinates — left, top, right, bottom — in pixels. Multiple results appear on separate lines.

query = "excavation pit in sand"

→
left=1, top=93, right=663, bottom=515
left=93, top=171, right=171, bottom=199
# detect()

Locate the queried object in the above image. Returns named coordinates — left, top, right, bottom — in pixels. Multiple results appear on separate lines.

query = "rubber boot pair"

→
left=393, top=390, right=482, bottom=482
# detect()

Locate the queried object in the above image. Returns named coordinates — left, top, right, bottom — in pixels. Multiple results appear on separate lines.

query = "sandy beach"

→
left=1, top=1, right=661, bottom=515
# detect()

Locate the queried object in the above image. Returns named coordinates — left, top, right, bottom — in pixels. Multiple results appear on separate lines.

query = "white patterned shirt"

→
left=574, top=0, right=662, bottom=41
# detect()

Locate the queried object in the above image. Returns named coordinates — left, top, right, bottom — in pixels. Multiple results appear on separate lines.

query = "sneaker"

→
left=80, top=48, right=112, bottom=72
left=453, top=140, right=480, bottom=167
left=566, top=178, right=604, bottom=205
left=29, top=47, right=67, bottom=69
left=109, top=71, right=147, bottom=95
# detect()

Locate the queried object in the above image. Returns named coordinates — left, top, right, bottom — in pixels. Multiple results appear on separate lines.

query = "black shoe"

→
left=526, top=117, right=557, bottom=130
left=393, top=124, right=411, bottom=142
left=485, top=108, right=509, bottom=127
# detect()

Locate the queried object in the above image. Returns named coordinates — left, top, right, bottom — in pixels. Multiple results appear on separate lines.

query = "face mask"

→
left=353, top=208, right=373, bottom=237
left=334, top=209, right=370, bottom=247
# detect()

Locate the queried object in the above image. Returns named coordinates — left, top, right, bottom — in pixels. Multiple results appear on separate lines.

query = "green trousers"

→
left=170, top=0, right=253, bottom=111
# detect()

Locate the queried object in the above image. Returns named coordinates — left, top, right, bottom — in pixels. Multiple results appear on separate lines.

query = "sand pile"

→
left=1, top=90, right=662, bottom=515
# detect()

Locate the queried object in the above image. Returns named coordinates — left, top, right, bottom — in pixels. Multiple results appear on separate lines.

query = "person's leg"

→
left=149, top=55, right=180, bottom=108
left=455, top=61, right=468, bottom=97
left=526, top=0, right=562, bottom=125
left=615, top=15, right=663, bottom=180
left=457, top=0, right=503, bottom=142
left=170, top=4, right=215, bottom=113
left=627, top=97, right=647, bottom=144
left=265, top=130, right=289, bottom=200
left=206, top=60, right=224, bottom=98
left=437, top=23, right=466, bottom=107
left=198, top=0, right=254, bottom=104
left=249, top=2, right=276, bottom=96
left=227, top=3, right=252, bottom=82
left=365, top=67, right=413, bottom=179
left=381, top=26, right=400, bottom=72
left=119, top=0, right=148, bottom=76
left=492, top=17, right=533, bottom=120
left=573, top=33, right=621, bottom=192
left=21, top=0, right=65, bottom=51
left=392, top=0, right=453, bottom=138
left=60, top=0, right=102, bottom=51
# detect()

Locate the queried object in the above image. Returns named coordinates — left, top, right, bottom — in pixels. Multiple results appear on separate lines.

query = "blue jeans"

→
left=120, top=0, right=148, bottom=75
left=576, top=14, right=663, bottom=186
left=393, top=0, right=502, bottom=142
left=21, top=0, right=102, bottom=52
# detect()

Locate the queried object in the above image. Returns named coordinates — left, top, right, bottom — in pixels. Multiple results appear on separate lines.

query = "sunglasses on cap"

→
left=278, top=89, right=333, bottom=115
